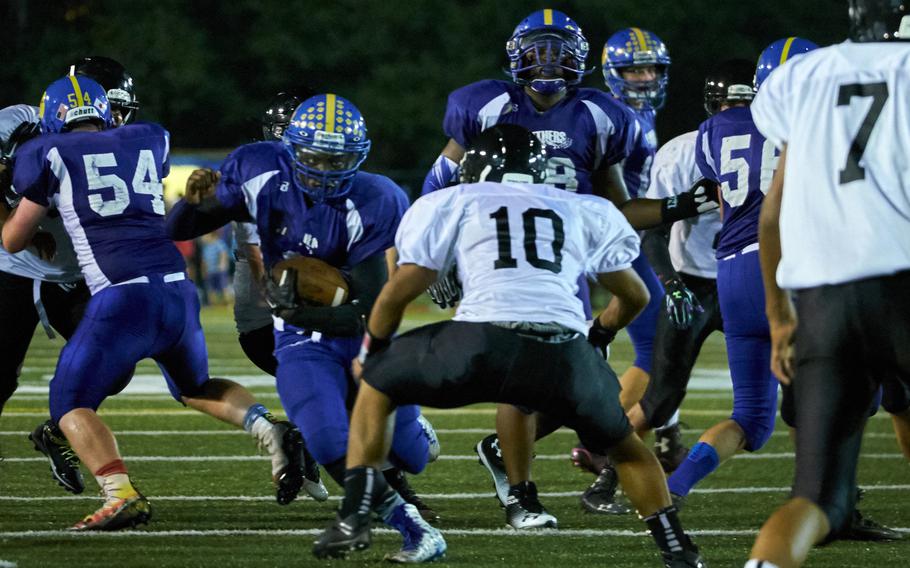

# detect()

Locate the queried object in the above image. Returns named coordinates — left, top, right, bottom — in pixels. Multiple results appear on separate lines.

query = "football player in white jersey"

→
left=745, top=2, right=910, bottom=567
left=313, top=125, right=707, bottom=568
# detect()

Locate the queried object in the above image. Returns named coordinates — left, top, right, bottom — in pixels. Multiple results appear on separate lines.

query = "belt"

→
left=113, top=271, right=187, bottom=286
left=720, top=242, right=759, bottom=261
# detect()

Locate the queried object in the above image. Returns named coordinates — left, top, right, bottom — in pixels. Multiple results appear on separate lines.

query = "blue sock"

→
left=667, top=442, right=720, bottom=496
left=242, top=403, right=271, bottom=432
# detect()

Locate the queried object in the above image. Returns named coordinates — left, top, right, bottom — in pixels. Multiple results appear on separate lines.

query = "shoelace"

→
left=59, top=444, right=81, bottom=466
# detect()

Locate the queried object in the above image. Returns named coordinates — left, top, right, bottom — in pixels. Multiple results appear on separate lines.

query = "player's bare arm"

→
left=595, top=267, right=650, bottom=331
left=757, top=145, right=796, bottom=383
left=1, top=197, right=48, bottom=253
left=368, top=264, right=438, bottom=340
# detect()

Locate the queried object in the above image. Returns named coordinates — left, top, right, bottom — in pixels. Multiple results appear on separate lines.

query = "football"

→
left=271, top=256, right=349, bottom=307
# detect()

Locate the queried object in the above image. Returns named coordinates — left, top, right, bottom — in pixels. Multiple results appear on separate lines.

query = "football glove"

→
left=661, top=178, right=720, bottom=223
left=264, top=267, right=298, bottom=313
left=427, top=265, right=462, bottom=308
left=663, top=278, right=703, bottom=330
left=588, top=319, right=618, bottom=359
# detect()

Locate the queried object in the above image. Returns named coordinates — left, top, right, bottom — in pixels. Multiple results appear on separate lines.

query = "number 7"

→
left=837, top=82, right=889, bottom=185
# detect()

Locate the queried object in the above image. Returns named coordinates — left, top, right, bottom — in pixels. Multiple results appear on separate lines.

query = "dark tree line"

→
left=2, top=0, right=847, bottom=189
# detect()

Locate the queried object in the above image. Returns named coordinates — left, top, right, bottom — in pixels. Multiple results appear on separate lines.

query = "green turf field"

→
left=1, top=304, right=906, bottom=567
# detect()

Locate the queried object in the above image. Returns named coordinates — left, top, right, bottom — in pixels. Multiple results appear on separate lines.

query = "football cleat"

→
left=29, top=420, right=85, bottom=494
left=475, top=434, right=510, bottom=507
left=580, top=465, right=632, bottom=515
left=570, top=445, right=611, bottom=476
left=385, top=468, right=440, bottom=524
left=312, top=511, right=372, bottom=559
left=417, top=415, right=441, bottom=463
left=384, top=503, right=447, bottom=563
left=70, top=492, right=152, bottom=531
left=252, top=419, right=305, bottom=505
left=505, top=481, right=558, bottom=529
left=302, top=442, right=329, bottom=502
left=654, top=423, right=689, bottom=474
left=670, top=492, right=687, bottom=511
left=826, top=488, right=903, bottom=543
left=662, top=548, right=708, bottom=568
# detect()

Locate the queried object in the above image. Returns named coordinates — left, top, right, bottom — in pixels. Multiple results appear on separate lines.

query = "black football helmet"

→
left=704, top=58, right=756, bottom=116
left=459, top=124, right=547, bottom=184
left=69, top=56, right=139, bottom=125
left=261, top=91, right=308, bottom=141
left=849, top=0, right=910, bottom=42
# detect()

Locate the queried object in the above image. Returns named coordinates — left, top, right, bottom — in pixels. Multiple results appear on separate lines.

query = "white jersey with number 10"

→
left=395, top=181, right=640, bottom=334
left=752, top=41, right=910, bottom=289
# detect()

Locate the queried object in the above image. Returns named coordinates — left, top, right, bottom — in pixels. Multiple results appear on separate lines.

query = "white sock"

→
left=744, top=560, right=780, bottom=568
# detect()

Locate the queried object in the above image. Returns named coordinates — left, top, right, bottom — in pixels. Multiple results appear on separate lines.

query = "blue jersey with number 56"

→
left=694, top=107, right=779, bottom=259
left=12, top=122, right=184, bottom=294
left=434, top=80, right=637, bottom=196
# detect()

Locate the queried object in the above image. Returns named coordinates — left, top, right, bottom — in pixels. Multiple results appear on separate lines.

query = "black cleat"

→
left=580, top=465, right=631, bottom=515
left=662, top=548, right=708, bottom=568
left=301, top=443, right=329, bottom=502
left=29, top=420, right=85, bottom=494
left=654, top=423, right=689, bottom=474
left=838, top=509, right=904, bottom=541
left=384, top=468, right=440, bottom=524
left=505, top=481, right=557, bottom=529
left=475, top=434, right=510, bottom=507
left=312, top=512, right=372, bottom=559
left=274, top=423, right=305, bottom=505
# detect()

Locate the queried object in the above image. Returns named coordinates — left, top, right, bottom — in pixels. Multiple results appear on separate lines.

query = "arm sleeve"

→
left=278, top=251, right=387, bottom=336
left=395, top=189, right=461, bottom=272
left=694, top=126, right=719, bottom=182
left=11, top=143, right=52, bottom=206
left=166, top=197, right=245, bottom=241
left=420, top=154, right=460, bottom=196
left=582, top=198, right=641, bottom=275
left=442, top=90, right=480, bottom=149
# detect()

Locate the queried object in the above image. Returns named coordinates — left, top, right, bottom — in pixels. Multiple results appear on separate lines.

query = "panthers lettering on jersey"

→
left=622, top=108, right=658, bottom=198
left=752, top=42, right=910, bottom=288
left=695, top=107, right=778, bottom=259
left=398, top=181, right=639, bottom=334
left=645, top=130, right=721, bottom=279
left=215, top=141, right=409, bottom=273
left=11, top=122, right=183, bottom=293
left=436, top=80, right=637, bottom=195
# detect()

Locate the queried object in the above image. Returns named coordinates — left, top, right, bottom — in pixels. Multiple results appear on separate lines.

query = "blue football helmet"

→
left=602, top=28, right=671, bottom=110
left=506, top=9, right=590, bottom=95
left=282, top=93, right=370, bottom=202
left=755, top=37, right=819, bottom=89
left=39, top=75, right=113, bottom=134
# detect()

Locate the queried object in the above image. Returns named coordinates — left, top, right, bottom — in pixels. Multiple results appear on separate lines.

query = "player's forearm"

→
left=166, top=198, right=237, bottom=241
left=279, top=253, right=388, bottom=336
left=758, top=147, right=791, bottom=322
left=641, top=224, right=678, bottom=282
left=595, top=268, right=650, bottom=330
left=367, top=264, right=438, bottom=339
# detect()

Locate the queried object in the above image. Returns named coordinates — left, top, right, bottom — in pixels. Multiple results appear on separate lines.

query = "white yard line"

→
left=1, top=452, right=904, bottom=463
left=1, top=485, right=908, bottom=502
left=0, top=527, right=907, bottom=539
left=0, top=429, right=901, bottom=440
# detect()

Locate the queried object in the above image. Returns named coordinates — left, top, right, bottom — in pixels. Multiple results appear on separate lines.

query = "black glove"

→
left=661, top=178, right=720, bottom=223
left=427, top=265, right=462, bottom=308
left=264, top=267, right=298, bottom=313
left=588, top=319, right=618, bottom=359
left=663, top=278, right=704, bottom=331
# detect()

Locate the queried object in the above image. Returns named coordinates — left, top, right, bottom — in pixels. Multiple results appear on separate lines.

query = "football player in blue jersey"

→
left=2, top=75, right=307, bottom=530
left=166, top=93, right=444, bottom=560
left=575, top=27, right=696, bottom=516
left=664, top=50, right=816, bottom=507
left=228, top=90, right=436, bottom=521
left=421, top=8, right=718, bottom=528
left=0, top=57, right=146, bottom=496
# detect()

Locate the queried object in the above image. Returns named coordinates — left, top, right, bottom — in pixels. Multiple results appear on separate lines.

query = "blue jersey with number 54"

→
left=434, top=80, right=637, bottom=196
left=694, top=107, right=779, bottom=259
left=12, top=122, right=184, bottom=294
